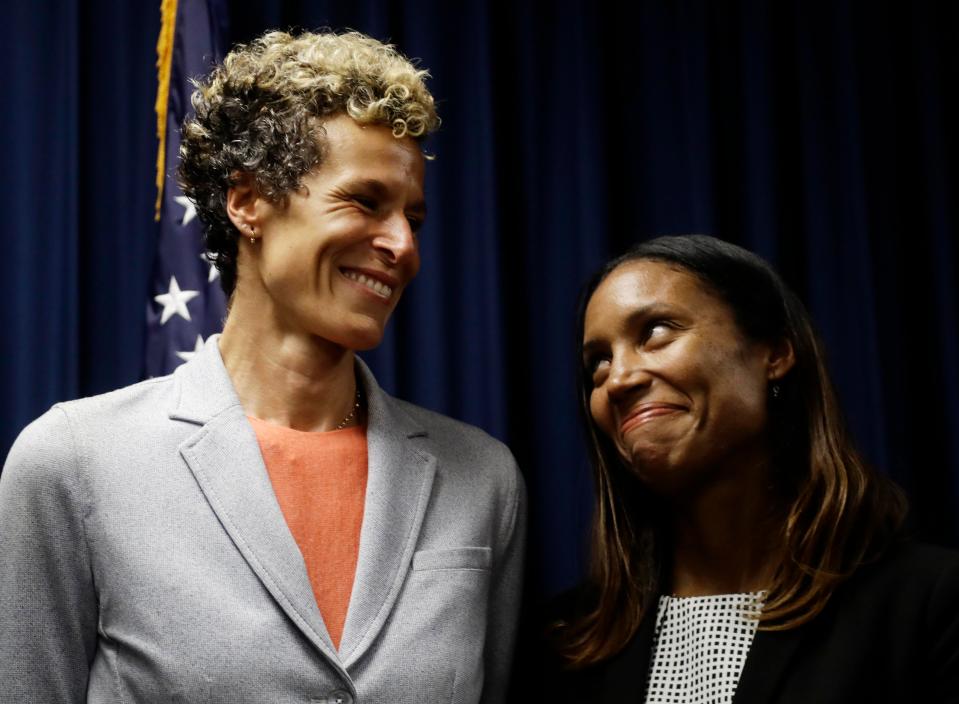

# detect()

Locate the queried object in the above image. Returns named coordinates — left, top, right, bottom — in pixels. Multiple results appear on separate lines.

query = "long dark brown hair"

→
left=557, top=235, right=907, bottom=668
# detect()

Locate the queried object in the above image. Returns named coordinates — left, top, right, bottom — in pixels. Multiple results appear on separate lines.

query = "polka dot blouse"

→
left=644, top=592, right=764, bottom=704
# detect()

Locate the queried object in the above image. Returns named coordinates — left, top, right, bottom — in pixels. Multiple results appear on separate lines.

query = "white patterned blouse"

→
left=644, top=592, right=765, bottom=704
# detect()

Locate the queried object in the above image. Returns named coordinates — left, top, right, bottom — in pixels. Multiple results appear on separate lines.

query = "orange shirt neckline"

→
left=248, top=416, right=369, bottom=650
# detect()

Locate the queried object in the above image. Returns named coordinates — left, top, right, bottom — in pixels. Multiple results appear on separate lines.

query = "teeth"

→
left=344, top=270, right=393, bottom=297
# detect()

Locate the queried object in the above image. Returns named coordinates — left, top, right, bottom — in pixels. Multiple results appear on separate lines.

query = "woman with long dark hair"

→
left=550, top=235, right=959, bottom=703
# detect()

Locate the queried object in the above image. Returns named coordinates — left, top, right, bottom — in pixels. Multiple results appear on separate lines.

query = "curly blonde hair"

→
left=177, top=29, right=440, bottom=296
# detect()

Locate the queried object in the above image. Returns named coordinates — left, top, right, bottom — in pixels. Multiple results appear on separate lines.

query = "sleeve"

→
left=0, top=406, right=99, bottom=703
left=927, top=551, right=959, bottom=703
left=480, top=454, right=527, bottom=704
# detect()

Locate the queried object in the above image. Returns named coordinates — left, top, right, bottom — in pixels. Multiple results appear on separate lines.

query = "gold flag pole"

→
left=154, top=0, right=178, bottom=220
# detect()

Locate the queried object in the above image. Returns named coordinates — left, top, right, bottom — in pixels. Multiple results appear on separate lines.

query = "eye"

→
left=583, top=354, right=610, bottom=383
left=406, top=215, right=424, bottom=233
left=353, top=195, right=377, bottom=211
left=643, top=319, right=676, bottom=345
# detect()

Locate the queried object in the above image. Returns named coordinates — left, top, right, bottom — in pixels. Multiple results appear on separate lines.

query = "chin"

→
left=631, top=459, right=673, bottom=488
left=348, top=336, right=383, bottom=352
left=336, top=323, right=387, bottom=351
left=635, top=456, right=723, bottom=500
left=314, top=309, right=391, bottom=351
left=624, top=447, right=689, bottom=495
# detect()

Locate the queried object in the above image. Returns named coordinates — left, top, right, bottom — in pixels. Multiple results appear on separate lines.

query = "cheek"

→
left=732, top=385, right=769, bottom=429
left=589, top=389, right=615, bottom=439
left=703, top=365, right=770, bottom=436
left=261, top=249, right=314, bottom=297
left=407, top=248, right=422, bottom=279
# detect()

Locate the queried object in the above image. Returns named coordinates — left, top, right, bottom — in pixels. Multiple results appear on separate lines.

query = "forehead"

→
left=318, top=113, right=426, bottom=188
left=584, top=259, right=731, bottom=334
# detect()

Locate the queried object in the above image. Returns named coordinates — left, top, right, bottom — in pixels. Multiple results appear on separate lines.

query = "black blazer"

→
left=544, top=542, right=959, bottom=703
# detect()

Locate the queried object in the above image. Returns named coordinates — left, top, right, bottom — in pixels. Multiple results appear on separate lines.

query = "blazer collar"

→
left=169, top=337, right=435, bottom=675
left=732, top=615, right=807, bottom=703
left=169, top=336, right=428, bottom=438
left=601, top=597, right=659, bottom=702
left=168, top=334, right=243, bottom=425
left=337, top=359, right=436, bottom=667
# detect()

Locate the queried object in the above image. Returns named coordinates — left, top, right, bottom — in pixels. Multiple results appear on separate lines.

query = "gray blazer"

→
left=0, top=338, right=525, bottom=704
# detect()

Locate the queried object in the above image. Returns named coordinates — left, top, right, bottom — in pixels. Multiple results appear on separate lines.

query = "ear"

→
left=766, top=337, right=796, bottom=381
left=225, top=172, right=262, bottom=238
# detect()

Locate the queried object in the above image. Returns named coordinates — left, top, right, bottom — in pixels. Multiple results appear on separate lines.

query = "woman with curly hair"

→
left=547, top=235, right=959, bottom=703
left=0, top=30, right=524, bottom=704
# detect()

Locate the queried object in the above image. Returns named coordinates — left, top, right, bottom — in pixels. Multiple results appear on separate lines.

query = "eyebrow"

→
left=348, top=178, right=427, bottom=216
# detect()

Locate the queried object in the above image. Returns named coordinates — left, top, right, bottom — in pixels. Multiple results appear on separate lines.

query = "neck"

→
left=668, top=450, right=781, bottom=597
left=218, top=292, right=359, bottom=432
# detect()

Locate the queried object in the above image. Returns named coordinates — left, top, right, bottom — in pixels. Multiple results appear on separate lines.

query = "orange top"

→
left=248, top=417, right=368, bottom=650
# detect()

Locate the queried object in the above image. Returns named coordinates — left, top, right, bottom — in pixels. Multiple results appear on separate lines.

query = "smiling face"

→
left=232, top=113, right=426, bottom=351
left=583, top=259, right=788, bottom=495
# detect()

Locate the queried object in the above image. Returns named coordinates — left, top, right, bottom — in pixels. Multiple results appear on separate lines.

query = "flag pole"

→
left=154, top=0, right=179, bottom=220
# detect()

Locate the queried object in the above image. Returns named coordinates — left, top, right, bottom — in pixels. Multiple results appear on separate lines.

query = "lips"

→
left=340, top=267, right=397, bottom=299
left=619, top=403, right=686, bottom=435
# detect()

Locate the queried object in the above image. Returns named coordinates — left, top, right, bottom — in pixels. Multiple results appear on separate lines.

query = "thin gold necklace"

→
left=335, top=388, right=363, bottom=430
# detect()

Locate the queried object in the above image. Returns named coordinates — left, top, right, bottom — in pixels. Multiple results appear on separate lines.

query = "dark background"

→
left=2, top=0, right=958, bottom=614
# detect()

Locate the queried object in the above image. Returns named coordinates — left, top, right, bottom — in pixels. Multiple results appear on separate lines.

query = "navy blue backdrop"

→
left=2, top=0, right=958, bottom=611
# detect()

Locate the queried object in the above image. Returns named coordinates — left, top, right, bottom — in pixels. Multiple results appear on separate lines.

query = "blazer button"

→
left=328, top=690, right=353, bottom=704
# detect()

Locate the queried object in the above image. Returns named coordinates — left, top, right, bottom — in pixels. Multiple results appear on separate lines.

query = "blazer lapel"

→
left=602, top=600, right=659, bottom=702
left=337, top=360, right=436, bottom=668
left=169, top=337, right=346, bottom=674
left=732, top=623, right=806, bottom=704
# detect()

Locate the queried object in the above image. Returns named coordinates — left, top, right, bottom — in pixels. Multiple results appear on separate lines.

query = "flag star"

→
left=154, top=276, right=199, bottom=324
left=174, top=196, right=197, bottom=226
left=175, top=335, right=205, bottom=362
left=200, top=252, right=219, bottom=282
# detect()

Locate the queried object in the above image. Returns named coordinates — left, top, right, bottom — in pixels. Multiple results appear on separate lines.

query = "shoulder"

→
left=392, top=397, right=522, bottom=480
left=522, top=583, right=607, bottom=703
left=874, top=540, right=959, bottom=618
left=546, top=582, right=600, bottom=627
left=395, top=398, right=513, bottom=455
left=53, top=374, right=175, bottom=427
left=3, top=405, right=80, bottom=492
left=850, top=539, right=959, bottom=597
left=387, top=397, right=526, bottom=540
left=2, top=375, right=176, bottom=487
left=825, top=539, right=959, bottom=650
left=790, top=541, right=959, bottom=699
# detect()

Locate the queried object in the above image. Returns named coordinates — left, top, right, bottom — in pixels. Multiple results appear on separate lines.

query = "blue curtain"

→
left=3, top=0, right=958, bottom=611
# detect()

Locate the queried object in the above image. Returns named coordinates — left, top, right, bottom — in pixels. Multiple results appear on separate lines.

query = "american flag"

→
left=146, top=0, right=228, bottom=377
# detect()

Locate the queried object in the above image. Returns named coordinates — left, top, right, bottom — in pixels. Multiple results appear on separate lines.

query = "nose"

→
left=372, top=212, right=418, bottom=268
left=605, top=351, right=650, bottom=402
